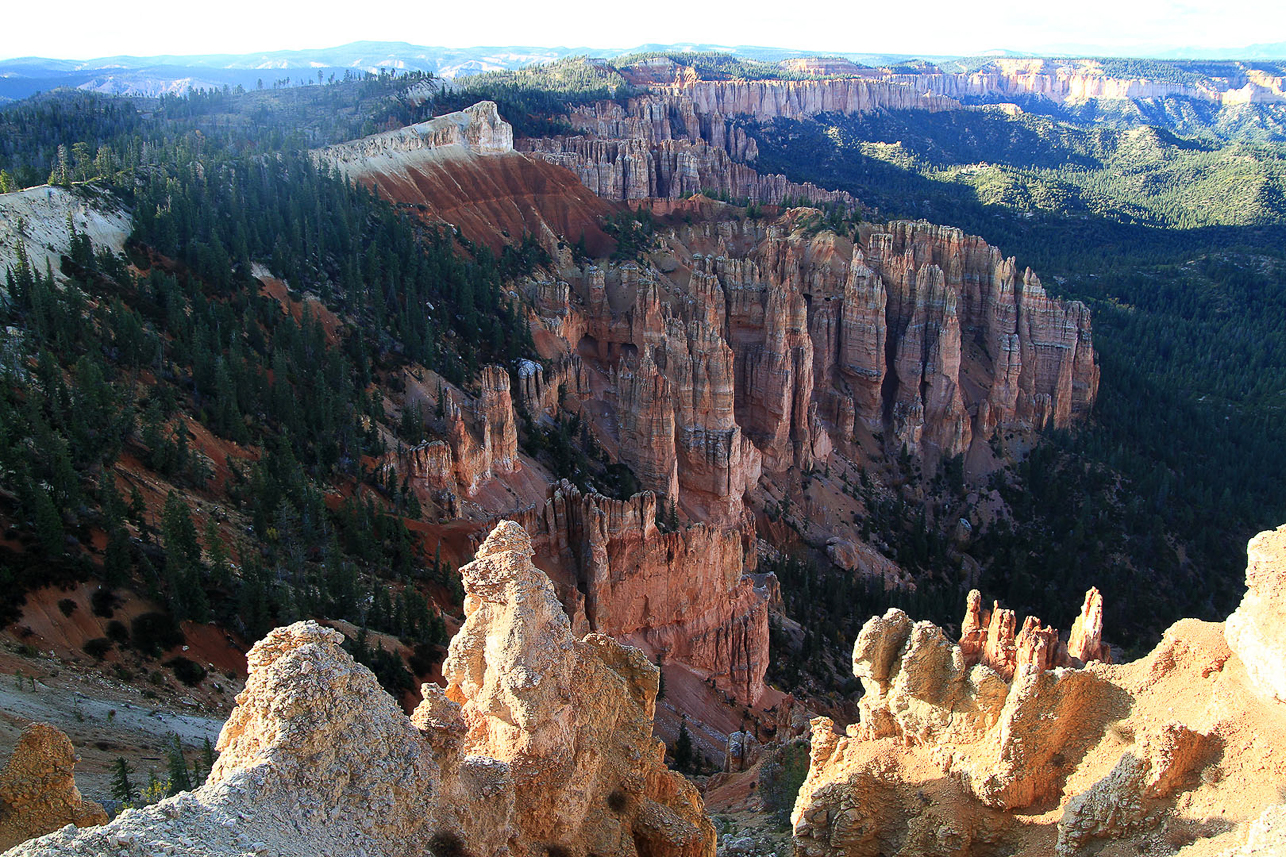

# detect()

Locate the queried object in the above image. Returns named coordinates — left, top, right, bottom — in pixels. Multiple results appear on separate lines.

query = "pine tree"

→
left=204, top=518, right=231, bottom=591
left=109, top=757, right=138, bottom=804
left=200, top=736, right=216, bottom=782
left=674, top=717, right=694, bottom=773
left=31, top=484, right=64, bottom=557
left=101, top=473, right=132, bottom=587
left=162, top=491, right=207, bottom=621
left=165, top=735, right=192, bottom=795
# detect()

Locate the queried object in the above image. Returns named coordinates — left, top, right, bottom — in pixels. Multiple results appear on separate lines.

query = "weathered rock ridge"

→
left=958, top=586, right=1109, bottom=681
left=0, top=724, right=107, bottom=852
left=393, top=364, right=521, bottom=504
left=8, top=522, right=714, bottom=857
left=319, top=100, right=514, bottom=163
left=667, top=79, right=959, bottom=121
left=792, top=524, right=1286, bottom=857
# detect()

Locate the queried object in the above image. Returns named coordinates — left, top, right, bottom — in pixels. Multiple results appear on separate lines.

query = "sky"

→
left=3, top=0, right=1285, bottom=61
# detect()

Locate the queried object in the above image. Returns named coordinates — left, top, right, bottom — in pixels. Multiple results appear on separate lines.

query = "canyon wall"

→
left=668, top=79, right=959, bottom=120
left=518, top=89, right=861, bottom=206
left=792, top=524, right=1286, bottom=857
left=336, top=98, right=1096, bottom=723
left=510, top=482, right=769, bottom=705
left=9, top=523, right=715, bottom=857
left=520, top=133, right=853, bottom=207
left=395, top=364, right=520, bottom=502
left=535, top=211, right=1096, bottom=478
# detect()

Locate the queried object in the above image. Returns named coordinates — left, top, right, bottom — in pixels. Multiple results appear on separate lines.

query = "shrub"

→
left=166, top=656, right=206, bottom=687
left=58, top=598, right=78, bottom=617
left=106, top=620, right=130, bottom=645
left=84, top=637, right=112, bottom=660
left=91, top=588, right=120, bottom=618
left=131, top=612, right=184, bottom=657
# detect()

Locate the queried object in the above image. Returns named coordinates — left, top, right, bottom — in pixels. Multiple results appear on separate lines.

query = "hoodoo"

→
left=793, top=525, right=1286, bottom=857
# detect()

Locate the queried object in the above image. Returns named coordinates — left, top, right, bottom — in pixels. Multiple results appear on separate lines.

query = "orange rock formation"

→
left=0, top=724, right=107, bottom=851
left=793, top=524, right=1286, bottom=857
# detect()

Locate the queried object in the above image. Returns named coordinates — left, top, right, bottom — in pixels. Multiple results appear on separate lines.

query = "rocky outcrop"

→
left=534, top=211, right=1095, bottom=522
left=792, top=524, right=1286, bottom=857
left=653, top=215, right=1093, bottom=464
left=1226, top=523, right=1286, bottom=703
left=858, top=221, right=1098, bottom=454
left=724, top=731, right=763, bottom=774
left=519, top=86, right=859, bottom=208
left=1067, top=586, right=1109, bottom=664
left=441, top=521, right=715, bottom=856
left=958, top=587, right=1106, bottom=679
left=10, top=522, right=714, bottom=857
left=0, top=724, right=107, bottom=851
left=478, top=365, right=520, bottom=476
left=397, top=365, right=521, bottom=500
left=512, top=482, right=769, bottom=705
left=318, top=101, right=513, bottom=164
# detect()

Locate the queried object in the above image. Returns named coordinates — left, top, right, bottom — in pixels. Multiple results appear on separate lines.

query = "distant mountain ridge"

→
left=4, top=39, right=1286, bottom=104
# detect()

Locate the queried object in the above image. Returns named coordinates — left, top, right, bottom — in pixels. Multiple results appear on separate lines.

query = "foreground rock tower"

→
left=0, top=724, right=107, bottom=851
left=793, top=526, right=1286, bottom=857
left=8, top=521, right=714, bottom=857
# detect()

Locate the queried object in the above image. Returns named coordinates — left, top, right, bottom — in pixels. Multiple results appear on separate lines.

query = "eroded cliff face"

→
left=533, top=209, right=1096, bottom=484
left=519, top=92, right=858, bottom=207
left=318, top=102, right=617, bottom=254
left=506, top=481, right=768, bottom=705
left=1226, top=523, right=1286, bottom=703
left=792, top=524, right=1286, bottom=857
left=668, top=79, right=960, bottom=120
left=8, top=522, right=715, bottom=857
left=0, top=724, right=107, bottom=852
left=393, top=364, right=521, bottom=503
left=319, top=100, right=514, bottom=163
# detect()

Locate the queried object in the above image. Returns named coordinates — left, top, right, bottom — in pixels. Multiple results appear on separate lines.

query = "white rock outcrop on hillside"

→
left=0, top=185, right=129, bottom=284
left=317, top=100, right=513, bottom=169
